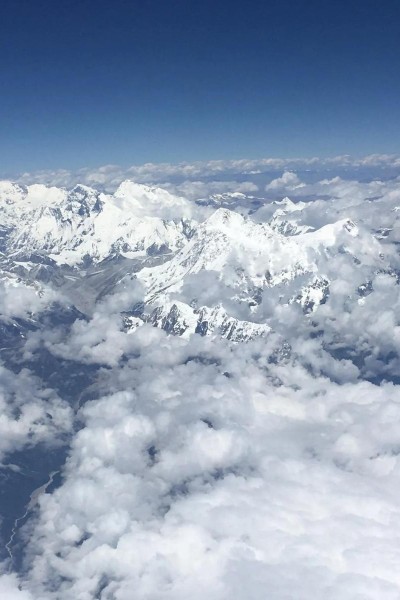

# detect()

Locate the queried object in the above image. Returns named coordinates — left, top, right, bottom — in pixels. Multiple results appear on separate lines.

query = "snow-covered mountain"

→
left=266, top=197, right=313, bottom=235
left=0, top=179, right=394, bottom=341
left=0, top=181, right=195, bottom=266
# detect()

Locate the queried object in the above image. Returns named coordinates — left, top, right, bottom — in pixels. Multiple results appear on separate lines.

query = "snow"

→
left=0, top=181, right=193, bottom=265
left=113, top=180, right=193, bottom=219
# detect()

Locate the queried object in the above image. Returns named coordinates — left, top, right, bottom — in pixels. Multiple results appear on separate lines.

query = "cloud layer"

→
left=21, top=332, right=400, bottom=599
left=11, top=153, right=400, bottom=196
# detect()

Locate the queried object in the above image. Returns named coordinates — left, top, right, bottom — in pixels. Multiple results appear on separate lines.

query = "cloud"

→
left=11, top=154, right=400, bottom=194
left=24, top=276, right=144, bottom=367
left=163, top=180, right=259, bottom=202
left=0, top=362, right=72, bottom=463
left=18, top=329, right=400, bottom=599
left=0, top=279, right=58, bottom=320
left=265, top=170, right=302, bottom=191
left=0, top=279, right=73, bottom=463
left=0, top=575, right=34, bottom=599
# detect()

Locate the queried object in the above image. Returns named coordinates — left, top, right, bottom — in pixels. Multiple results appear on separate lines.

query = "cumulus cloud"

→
left=0, top=278, right=73, bottom=462
left=265, top=170, right=303, bottom=191
left=0, top=574, right=34, bottom=599
left=0, top=279, right=58, bottom=320
left=17, top=330, right=400, bottom=599
left=0, top=362, right=72, bottom=462
left=24, top=276, right=144, bottom=367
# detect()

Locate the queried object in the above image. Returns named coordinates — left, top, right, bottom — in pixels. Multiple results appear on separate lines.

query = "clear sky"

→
left=1, top=0, right=400, bottom=173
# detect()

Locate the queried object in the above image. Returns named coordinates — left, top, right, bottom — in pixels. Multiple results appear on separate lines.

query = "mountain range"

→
left=0, top=179, right=392, bottom=344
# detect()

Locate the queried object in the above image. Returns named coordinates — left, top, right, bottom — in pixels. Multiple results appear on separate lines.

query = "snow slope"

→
left=0, top=181, right=195, bottom=265
left=0, top=179, right=392, bottom=341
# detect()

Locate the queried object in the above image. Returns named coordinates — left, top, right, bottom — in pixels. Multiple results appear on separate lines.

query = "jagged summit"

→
left=113, top=180, right=192, bottom=219
left=0, top=180, right=196, bottom=265
left=0, top=180, right=27, bottom=199
left=273, top=196, right=300, bottom=209
left=0, top=179, right=391, bottom=341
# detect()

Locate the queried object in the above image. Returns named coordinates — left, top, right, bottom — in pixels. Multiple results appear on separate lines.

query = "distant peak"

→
left=113, top=180, right=192, bottom=220
left=205, top=207, right=245, bottom=227
left=305, top=218, right=360, bottom=247
left=273, top=196, right=295, bottom=207
left=342, top=218, right=358, bottom=233
left=70, top=183, right=98, bottom=196
left=115, top=180, right=156, bottom=196
left=0, top=180, right=27, bottom=198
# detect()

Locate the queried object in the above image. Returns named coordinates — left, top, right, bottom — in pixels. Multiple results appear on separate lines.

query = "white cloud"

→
left=11, top=154, right=400, bottom=193
left=0, top=279, right=73, bottom=464
left=17, top=328, right=400, bottom=599
left=0, top=362, right=72, bottom=462
left=0, top=575, right=34, bottom=599
left=265, top=170, right=302, bottom=191
left=164, top=179, right=259, bottom=201
left=0, top=279, right=58, bottom=320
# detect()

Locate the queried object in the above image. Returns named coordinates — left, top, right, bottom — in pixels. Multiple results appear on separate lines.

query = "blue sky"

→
left=1, top=0, right=400, bottom=174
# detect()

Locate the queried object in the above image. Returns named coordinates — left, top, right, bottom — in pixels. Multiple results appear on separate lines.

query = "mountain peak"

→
left=273, top=196, right=295, bottom=207
left=113, top=180, right=192, bottom=219
left=203, top=207, right=245, bottom=230
left=70, top=183, right=98, bottom=196
left=0, top=180, right=27, bottom=203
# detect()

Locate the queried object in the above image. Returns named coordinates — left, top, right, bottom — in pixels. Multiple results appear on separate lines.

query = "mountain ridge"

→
left=0, top=179, right=393, bottom=342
